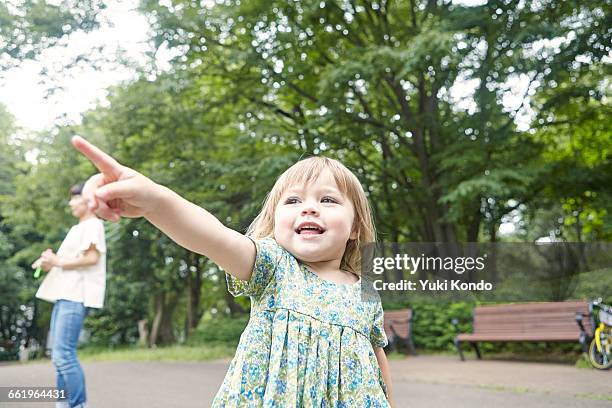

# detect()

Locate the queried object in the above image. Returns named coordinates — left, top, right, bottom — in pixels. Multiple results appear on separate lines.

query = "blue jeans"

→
left=49, top=300, right=88, bottom=408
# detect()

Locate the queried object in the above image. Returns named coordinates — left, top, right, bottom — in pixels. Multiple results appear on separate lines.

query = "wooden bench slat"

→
left=473, top=326, right=583, bottom=332
left=475, top=324, right=587, bottom=330
left=383, top=309, right=416, bottom=355
left=458, top=333, right=582, bottom=341
left=476, top=306, right=590, bottom=313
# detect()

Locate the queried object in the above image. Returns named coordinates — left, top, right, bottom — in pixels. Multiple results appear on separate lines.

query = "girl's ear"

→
left=349, top=225, right=359, bottom=240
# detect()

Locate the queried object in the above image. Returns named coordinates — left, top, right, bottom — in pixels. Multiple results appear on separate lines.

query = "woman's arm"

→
left=39, top=245, right=100, bottom=271
left=374, top=346, right=395, bottom=407
left=72, top=136, right=256, bottom=281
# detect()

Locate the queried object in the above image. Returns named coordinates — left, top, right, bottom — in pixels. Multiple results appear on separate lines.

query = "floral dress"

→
left=212, top=238, right=390, bottom=407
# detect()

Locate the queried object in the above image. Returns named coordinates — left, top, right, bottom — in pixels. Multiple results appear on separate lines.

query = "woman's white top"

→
left=36, top=217, right=107, bottom=309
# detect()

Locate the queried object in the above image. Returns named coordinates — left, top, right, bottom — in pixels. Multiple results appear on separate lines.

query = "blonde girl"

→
left=72, top=136, right=394, bottom=407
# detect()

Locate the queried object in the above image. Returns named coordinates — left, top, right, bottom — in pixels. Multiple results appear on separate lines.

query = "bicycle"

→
left=588, top=298, right=612, bottom=370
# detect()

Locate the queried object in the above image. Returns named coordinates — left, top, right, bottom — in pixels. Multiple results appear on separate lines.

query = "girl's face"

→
left=274, top=170, right=357, bottom=265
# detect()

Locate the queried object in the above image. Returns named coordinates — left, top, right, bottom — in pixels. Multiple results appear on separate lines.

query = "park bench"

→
left=452, top=301, right=594, bottom=361
left=383, top=309, right=417, bottom=355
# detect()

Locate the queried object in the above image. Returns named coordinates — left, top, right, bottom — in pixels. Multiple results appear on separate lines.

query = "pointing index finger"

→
left=71, top=136, right=122, bottom=177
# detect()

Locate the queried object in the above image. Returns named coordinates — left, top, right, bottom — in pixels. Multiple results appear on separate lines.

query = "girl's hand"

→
left=72, top=136, right=163, bottom=222
left=72, top=137, right=256, bottom=283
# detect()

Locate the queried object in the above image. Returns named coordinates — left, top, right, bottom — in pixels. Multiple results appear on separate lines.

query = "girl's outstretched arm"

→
left=374, top=346, right=395, bottom=407
left=72, top=136, right=256, bottom=281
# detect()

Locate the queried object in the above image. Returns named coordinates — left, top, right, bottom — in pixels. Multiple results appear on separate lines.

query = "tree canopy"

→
left=0, top=0, right=609, bottom=352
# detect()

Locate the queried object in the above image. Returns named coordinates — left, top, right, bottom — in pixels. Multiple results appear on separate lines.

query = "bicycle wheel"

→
left=589, top=334, right=612, bottom=370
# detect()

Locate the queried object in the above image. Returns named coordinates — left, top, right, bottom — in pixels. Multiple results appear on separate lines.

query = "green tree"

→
left=139, top=0, right=609, bottom=244
left=0, top=0, right=105, bottom=72
left=0, top=104, right=31, bottom=356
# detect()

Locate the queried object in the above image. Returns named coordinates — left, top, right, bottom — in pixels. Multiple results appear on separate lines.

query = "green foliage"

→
left=0, top=261, right=36, bottom=350
left=410, top=301, right=474, bottom=351
left=0, top=105, right=39, bottom=356
left=572, top=267, right=612, bottom=306
left=1, top=0, right=610, bottom=354
left=0, top=0, right=105, bottom=71
left=187, top=314, right=250, bottom=347
left=137, top=0, right=611, bottom=244
left=84, top=272, right=150, bottom=346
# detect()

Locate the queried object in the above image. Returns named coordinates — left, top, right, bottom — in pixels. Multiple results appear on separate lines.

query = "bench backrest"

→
left=472, top=301, right=594, bottom=337
left=383, top=309, right=413, bottom=340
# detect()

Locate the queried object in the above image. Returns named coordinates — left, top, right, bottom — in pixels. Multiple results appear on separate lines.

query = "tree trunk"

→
left=467, top=203, right=482, bottom=242
left=185, top=254, right=203, bottom=338
left=149, top=292, right=178, bottom=346
left=138, top=319, right=149, bottom=347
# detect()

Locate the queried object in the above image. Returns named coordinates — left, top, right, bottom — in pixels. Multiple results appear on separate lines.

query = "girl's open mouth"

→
left=295, top=222, right=326, bottom=235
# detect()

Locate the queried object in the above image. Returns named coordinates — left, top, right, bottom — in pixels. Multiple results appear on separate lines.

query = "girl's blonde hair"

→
left=246, top=156, right=376, bottom=274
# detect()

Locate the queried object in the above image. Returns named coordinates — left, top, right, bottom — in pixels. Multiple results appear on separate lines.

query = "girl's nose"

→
left=300, top=202, right=319, bottom=216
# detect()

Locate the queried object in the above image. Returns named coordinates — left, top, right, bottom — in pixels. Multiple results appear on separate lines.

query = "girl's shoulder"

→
left=251, top=237, right=298, bottom=264
left=248, top=237, right=303, bottom=283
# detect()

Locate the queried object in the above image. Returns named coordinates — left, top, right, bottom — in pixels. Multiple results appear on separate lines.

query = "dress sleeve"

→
left=78, top=219, right=106, bottom=254
left=370, top=300, right=389, bottom=348
left=225, top=237, right=285, bottom=299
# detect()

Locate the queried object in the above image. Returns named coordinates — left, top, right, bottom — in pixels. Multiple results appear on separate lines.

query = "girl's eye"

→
left=283, top=196, right=338, bottom=204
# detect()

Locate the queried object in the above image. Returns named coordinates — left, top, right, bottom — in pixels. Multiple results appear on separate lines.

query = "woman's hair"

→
left=69, top=182, right=85, bottom=196
left=246, top=156, right=376, bottom=274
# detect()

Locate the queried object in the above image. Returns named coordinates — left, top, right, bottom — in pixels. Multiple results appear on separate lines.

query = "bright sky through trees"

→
left=1, top=0, right=534, bottom=133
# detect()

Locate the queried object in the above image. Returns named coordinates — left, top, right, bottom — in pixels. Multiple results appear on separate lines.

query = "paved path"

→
left=1, top=355, right=610, bottom=407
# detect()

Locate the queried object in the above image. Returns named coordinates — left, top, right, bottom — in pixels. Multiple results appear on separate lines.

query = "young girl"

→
left=71, top=136, right=394, bottom=407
